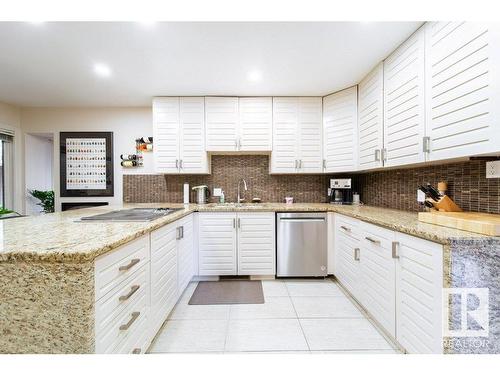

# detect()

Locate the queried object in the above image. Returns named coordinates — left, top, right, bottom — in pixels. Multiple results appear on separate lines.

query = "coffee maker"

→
left=328, top=178, right=353, bottom=204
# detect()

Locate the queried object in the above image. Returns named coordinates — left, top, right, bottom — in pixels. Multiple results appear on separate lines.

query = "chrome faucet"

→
left=237, top=179, right=248, bottom=203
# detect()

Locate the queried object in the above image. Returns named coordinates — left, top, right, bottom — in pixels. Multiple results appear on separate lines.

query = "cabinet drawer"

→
left=95, top=263, right=149, bottom=338
left=335, top=214, right=360, bottom=240
left=95, top=279, right=150, bottom=353
left=95, top=236, right=150, bottom=301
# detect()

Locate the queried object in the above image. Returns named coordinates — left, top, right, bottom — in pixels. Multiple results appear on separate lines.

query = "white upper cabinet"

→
left=205, top=97, right=239, bottom=152
left=383, top=27, right=426, bottom=167
left=425, top=22, right=500, bottom=161
left=323, top=87, right=358, bottom=173
left=271, top=97, right=322, bottom=173
left=153, top=97, right=180, bottom=174
left=238, top=97, right=273, bottom=151
left=153, top=97, right=208, bottom=174
left=298, top=97, right=323, bottom=173
left=271, top=97, right=299, bottom=173
left=358, top=63, right=384, bottom=170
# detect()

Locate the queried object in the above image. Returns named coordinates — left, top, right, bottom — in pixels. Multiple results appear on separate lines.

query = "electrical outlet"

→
left=213, top=187, right=222, bottom=197
left=417, top=189, right=426, bottom=203
left=486, top=160, right=500, bottom=178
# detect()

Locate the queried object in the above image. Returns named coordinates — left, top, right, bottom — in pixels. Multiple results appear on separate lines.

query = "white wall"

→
left=0, top=101, right=23, bottom=213
left=25, top=134, right=54, bottom=215
left=20, top=107, right=154, bottom=211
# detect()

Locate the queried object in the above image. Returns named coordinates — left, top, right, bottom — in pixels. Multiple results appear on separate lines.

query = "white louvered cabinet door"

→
left=271, top=97, right=299, bottom=173
left=238, top=97, right=273, bottom=151
left=198, top=213, right=237, bottom=276
left=237, top=212, right=276, bottom=276
left=358, top=63, right=384, bottom=170
left=177, top=214, right=194, bottom=297
left=395, top=232, right=443, bottom=354
left=205, top=97, right=239, bottom=152
left=425, top=22, right=500, bottom=160
left=297, top=97, right=323, bottom=173
left=179, top=97, right=209, bottom=174
left=322, top=87, right=358, bottom=173
left=153, top=97, right=180, bottom=173
left=384, top=27, right=426, bottom=167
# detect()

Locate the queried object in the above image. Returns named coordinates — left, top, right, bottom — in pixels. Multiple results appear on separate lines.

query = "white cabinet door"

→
left=153, top=97, right=180, bottom=173
left=383, top=27, right=426, bottom=167
left=179, top=97, right=209, bottom=174
left=334, top=214, right=362, bottom=301
left=425, top=22, right=500, bottom=160
left=271, top=97, right=299, bottom=173
left=205, top=97, right=239, bottom=152
left=177, top=214, right=194, bottom=297
left=150, top=222, right=178, bottom=336
left=198, top=212, right=237, bottom=275
left=359, top=221, right=397, bottom=339
left=238, top=97, right=273, bottom=151
left=323, top=87, right=358, bottom=173
left=237, top=212, right=276, bottom=276
left=358, top=63, right=384, bottom=170
left=298, top=97, right=323, bottom=173
left=395, top=232, right=443, bottom=354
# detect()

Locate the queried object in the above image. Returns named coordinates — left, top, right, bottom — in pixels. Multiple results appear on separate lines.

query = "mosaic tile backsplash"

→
left=123, top=156, right=500, bottom=214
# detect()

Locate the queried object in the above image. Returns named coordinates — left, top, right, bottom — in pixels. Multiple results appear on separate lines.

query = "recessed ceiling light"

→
left=247, top=70, right=262, bottom=82
left=93, top=63, right=112, bottom=78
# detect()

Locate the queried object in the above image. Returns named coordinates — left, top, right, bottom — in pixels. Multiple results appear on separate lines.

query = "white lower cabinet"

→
left=359, top=221, right=396, bottom=338
left=149, top=221, right=178, bottom=338
left=94, top=214, right=196, bottom=354
left=198, top=212, right=276, bottom=276
left=395, top=232, right=443, bottom=354
left=177, top=214, right=195, bottom=297
left=333, top=213, right=443, bottom=353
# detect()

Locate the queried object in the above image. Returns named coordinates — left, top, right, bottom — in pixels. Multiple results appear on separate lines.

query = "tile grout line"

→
left=284, top=281, right=311, bottom=352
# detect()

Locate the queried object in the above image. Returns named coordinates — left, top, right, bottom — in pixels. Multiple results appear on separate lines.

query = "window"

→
left=0, top=130, right=14, bottom=210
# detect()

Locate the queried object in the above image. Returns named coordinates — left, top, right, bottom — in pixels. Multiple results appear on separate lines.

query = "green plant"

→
left=0, top=207, right=13, bottom=215
left=28, top=190, right=55, bottom=213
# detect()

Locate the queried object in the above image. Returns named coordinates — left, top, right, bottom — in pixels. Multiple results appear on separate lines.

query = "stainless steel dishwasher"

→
left=276, top=212, right=327, bottom=277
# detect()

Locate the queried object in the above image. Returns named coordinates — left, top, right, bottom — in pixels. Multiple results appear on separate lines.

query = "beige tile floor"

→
left=148, top=278, right=402, bottom=354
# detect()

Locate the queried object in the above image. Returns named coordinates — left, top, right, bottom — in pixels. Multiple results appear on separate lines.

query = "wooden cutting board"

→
left=418, top=211, right=500, bottom=236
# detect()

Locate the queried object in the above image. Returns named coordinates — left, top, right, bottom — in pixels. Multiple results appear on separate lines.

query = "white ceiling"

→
left=0, top=22, right=422, bottom=107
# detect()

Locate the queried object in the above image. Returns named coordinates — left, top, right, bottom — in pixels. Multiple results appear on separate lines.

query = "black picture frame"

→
left=60, top=131, right=114, bottom=197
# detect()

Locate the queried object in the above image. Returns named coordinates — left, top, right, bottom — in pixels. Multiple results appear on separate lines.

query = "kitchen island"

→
left=0, top=203, right=498, bottom=354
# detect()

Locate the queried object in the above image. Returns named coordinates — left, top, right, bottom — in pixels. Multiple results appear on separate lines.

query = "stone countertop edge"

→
left=0, top=202, right=492, bottom=263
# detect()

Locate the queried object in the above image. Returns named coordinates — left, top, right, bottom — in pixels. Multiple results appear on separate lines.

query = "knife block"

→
left=433, top=195, right=462, bottom=212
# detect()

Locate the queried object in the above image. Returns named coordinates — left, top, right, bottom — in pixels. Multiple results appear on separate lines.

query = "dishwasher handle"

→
left=279, top=217, right=326, bottom=222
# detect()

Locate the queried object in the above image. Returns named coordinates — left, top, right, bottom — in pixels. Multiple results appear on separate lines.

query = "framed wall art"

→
left=60, top=131, right=114, bottom=197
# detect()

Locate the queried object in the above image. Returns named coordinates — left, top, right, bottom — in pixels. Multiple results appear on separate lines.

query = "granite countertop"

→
left=0, top=202, right=490, bottom=262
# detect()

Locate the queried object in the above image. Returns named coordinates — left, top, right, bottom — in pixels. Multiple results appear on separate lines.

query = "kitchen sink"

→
left=80, top=207, right=182, bottom=222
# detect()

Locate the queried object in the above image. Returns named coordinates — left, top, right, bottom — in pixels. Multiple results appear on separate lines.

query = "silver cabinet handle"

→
left=392, top=241, right=400, bottom=259
left=295, top=160, right=298, bottom=169
left=323, top=159, right=326, bottom=169
left=233, top=218, right=236, bottom=228
left=423, top=136, right=431, bottom=153
left=175, top=159, right=179, bottom=169
left=375, top=149, right=381, bottom=162
left=365, top=236, right=381, bottom=245
left=340, top=225, right=351, bottom=232
left=238, top=138, right=241, bottom=149
left=176, top=226, right=181, bottom=240
left=180, top=225, right=184, bottom=239
left=382, top=148, right=387, bottom=163
left=299, top=160, right=302, bottom=169
left=132, top=348, right=141, bottom=354
left=119, top=285, right=140, bottom=301
left=354, top=248, right=360, bottom=261
left=179, top=159, right=183, bottom=169
left=119, top=258, right=140, bottom=271
left=237, top=218, right=241, bottom=228
left=119, top=311, right=140, bottom=331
